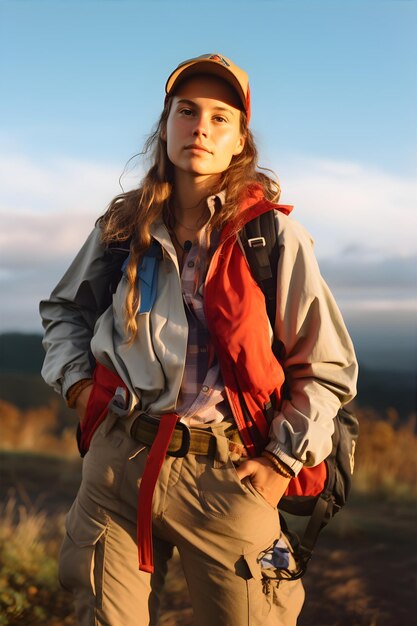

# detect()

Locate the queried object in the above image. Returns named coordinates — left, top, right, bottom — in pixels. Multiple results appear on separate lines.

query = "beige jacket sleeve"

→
left=265, top=212, right=358, bottom=475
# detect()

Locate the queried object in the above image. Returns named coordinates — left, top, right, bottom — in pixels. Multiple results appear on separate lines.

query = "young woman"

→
left=40, top=53, right=358, bottom=626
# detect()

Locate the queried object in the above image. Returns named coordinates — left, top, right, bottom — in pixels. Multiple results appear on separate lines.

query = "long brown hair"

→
left=99, top=96, right=280, bottom=341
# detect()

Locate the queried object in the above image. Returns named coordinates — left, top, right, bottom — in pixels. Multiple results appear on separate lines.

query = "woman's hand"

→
left=74, top=384, right=94, bottom=425
left=235, top=456, right=291, bottom=508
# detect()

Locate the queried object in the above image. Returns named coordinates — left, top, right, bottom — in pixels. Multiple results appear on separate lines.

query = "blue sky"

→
left=1, top=0, right=416, bottom=368
left=2, top=0, right=416, bottom=173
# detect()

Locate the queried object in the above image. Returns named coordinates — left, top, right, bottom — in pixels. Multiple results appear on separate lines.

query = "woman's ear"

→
left=233, top=134, right=245, bottom=156
left=161, top=125, right=167, bottom=142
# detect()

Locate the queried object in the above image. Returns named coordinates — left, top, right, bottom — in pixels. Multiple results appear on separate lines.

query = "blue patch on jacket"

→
left=121, top=241, right=161, bottom=314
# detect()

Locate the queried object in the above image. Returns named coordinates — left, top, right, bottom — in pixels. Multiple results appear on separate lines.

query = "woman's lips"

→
left=185, top=144, right=212, bottom=153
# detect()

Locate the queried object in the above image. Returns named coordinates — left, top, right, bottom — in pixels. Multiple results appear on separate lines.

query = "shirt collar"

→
left=151, top=189, right=226, bottom=238
left=206, top=189, right=226, bottom=219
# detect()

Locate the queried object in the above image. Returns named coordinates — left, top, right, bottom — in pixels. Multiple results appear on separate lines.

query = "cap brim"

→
left=165, top=60, right=247, bottom=112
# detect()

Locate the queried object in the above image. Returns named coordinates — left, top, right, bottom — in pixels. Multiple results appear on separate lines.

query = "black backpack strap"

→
left=296, top=495, right=333, bottom=575
left=277, top=495, right=333, bottom=581
left=238, top=209, right=284, bottom=423
left=239, top=210, right=286, bottom=369
left=104, top=237, right=132, bottom=300
left=239, top=210, right=279, bottom=328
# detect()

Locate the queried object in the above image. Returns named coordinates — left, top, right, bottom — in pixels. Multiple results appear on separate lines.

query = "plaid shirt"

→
left=175, top=193, right=232, bottom=426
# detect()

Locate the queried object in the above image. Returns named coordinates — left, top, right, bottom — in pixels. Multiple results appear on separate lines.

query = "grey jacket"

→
left=40, top=211, right=358, bottom=474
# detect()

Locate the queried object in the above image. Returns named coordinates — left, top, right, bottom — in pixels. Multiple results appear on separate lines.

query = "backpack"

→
left=239, top=209, right=359, bottom=579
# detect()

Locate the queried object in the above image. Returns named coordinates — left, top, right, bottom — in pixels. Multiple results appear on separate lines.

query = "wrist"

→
left=261, top=450, right=294, bottom=479
left=66, top=378, right=93, bottom=408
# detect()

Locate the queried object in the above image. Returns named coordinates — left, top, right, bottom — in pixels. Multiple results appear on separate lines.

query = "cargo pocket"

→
left=258, top=534, right=306, bottom=624
left=266, top=575, right=305, bottom=626
left=59, top=500, right=108, bottom=610
left=243, top=550, right=273, bottom=620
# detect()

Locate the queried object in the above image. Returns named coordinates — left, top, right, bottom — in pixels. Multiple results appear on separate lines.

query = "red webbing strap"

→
left=137, top=413, right=179, bottom=573
left=80, top=363, right=127, bottom=454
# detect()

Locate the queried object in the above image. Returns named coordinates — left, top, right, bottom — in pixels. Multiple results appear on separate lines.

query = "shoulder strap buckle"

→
left=248, top=236, right=266, bottom=248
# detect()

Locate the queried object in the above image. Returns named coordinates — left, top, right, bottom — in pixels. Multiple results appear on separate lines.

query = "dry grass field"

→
left=0, top=401, right=416, bottom=625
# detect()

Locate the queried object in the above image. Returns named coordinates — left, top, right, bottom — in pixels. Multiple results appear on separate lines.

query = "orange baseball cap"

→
left=165, top=53, right=251, bottom=123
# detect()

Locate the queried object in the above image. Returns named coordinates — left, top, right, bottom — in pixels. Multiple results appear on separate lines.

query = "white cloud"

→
left=0, top=151, right=416, bottom=331
left=0, top=153, right=142, bottom=264
left=0, top=154, right=129, bottom=213
left=336, top=296, right=417, bottom=313
left=277, top=155, right=417, bottom=258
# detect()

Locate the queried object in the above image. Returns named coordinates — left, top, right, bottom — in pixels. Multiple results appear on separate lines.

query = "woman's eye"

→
left=180, top=108, right=193, bottom=116
left=214, top=116, right=227, bottom=123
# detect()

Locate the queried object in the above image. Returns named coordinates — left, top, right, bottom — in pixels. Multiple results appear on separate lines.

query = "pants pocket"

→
left=59, top=500, right=107, bottom=610
left=198, top=456, right=277, bottom=519
left=81, top=419, right=138, bottom=503
left=197, top=456, right=253, bottom=519
left=240, top=476, right=278, bottom=512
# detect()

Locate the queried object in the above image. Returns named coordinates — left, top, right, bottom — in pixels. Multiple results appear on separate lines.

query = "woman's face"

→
left=164, top=75, right=245, bottom=180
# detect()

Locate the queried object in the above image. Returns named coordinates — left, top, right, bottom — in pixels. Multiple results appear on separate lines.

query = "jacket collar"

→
left=149, top=185, right=291, bottom=250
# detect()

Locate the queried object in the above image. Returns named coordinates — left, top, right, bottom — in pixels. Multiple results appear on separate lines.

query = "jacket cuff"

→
left=62, top=371, right=94, bottom=399
left=264, top=442, right=304, bottom=476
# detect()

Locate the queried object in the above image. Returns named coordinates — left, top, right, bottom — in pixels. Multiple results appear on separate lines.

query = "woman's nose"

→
left=192, top=115, right=208, bottom=137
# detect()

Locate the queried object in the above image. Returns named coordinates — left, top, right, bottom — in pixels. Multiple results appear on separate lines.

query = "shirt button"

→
left=187, top=261, right=195, bottom=268
left=202, top=385, right=209, bottom=393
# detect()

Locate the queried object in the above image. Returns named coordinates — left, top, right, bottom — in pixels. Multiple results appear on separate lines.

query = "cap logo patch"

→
left=208, top=54, right=230, bottom=67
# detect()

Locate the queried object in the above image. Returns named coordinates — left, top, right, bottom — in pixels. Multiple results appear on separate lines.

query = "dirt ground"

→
left=299, top=499, right=417, bottom=626
left=1, top=451, right=416, bottom=626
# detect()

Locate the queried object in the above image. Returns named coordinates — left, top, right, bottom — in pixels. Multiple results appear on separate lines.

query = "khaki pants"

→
left=59, top=412, right=305, bottom=625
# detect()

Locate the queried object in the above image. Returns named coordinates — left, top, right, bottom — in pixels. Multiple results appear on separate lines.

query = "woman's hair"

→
left=98, top=95, right=281, bottom=342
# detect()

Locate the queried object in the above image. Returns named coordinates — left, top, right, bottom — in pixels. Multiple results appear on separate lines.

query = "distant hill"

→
left=0, top=333, right=44, bottom=374
left=355, top=366, right=416, bottom=418
left=0, top=332, right=416, bottom=419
